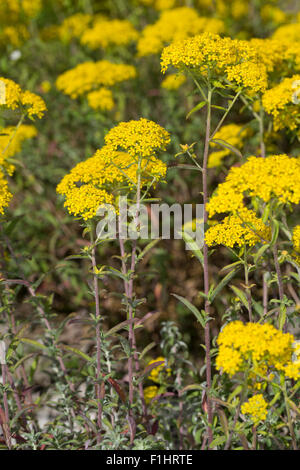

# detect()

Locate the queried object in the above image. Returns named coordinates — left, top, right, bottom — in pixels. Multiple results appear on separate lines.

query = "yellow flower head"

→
left=161, top=32, right=268, bottom=93
left=55, top=61, right=136, bottom=110
left=104, top=118, right=171, bottom=158
left=0, top=125, right=37, bottom=175
left=216, top=321, right=298, bottom=380
left=58, top=13, right=93, bottom=43
left=81, top=19, right=139, bottom=50
left=0, top=170, right=12, bottom=214
left=207, top=154, right=300, bottom=218
left=241, top=394, right=268, bottom=426
left=144, top=385, right=159, bottom=404
left=262, top=75, right=300, bottom=134
left=205, top=207, right=271, bottom=248
left=87, top=88, right=115, bottom=111
left=57, top=120, right=169, bottom=220
left=0, top=77, right=46, bottom=119
left=138, top=7, right=224, bottom=57
left=147, top=356, right=171, bottom=383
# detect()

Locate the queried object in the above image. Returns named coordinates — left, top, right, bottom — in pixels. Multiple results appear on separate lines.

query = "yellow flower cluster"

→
left=57, top=119, right=169, bottom=219
left=137, top=7, right=224, bottom=57
left=260, top=5, right=287, bottom=26
left=272, top=22, right=300, bottom=43
left=216, top=321, right=300, bottom=380
left=0, top=172, right=12, bottom=215
left=292, top=225, right=300, bottom=265
left=248, top=39, right=290, bottom=75
left=215, top=0, right=249, bottom=20
left=0, top=0, right=41, bottom=22
left=0, top=77, right=46, bottom=119
left=161, top=73, right=186, bottom=90
left=0, top=0, right=41, bottom=47
left=207, top=155, right=300, bottom=217
left=0, top=125, right=37, bottom=175
left=57, top=13, right=94, bottom=43
left=143, top=385, right=159, bottom=404
left=293, top=226, right=300, bottom=253
left=262, top=76, right=300, bottom=134
left=56, top=61, right=136, bottom=110
left=104, top=118, right=171, bottom=158
left=241, top=395, right=268, bottom=426
left=161, top=33, right=268, bottom=93
left=205, top=208, right=271, bottom=248
left=0, top=25, right=29, bottom=47
left=208, top=124, right=249, bottom=168
left=147, top=356, right=171, bottom=383
left=87, top=88, right=115, bottom=111
left=81, top=19, right=139, bottom=50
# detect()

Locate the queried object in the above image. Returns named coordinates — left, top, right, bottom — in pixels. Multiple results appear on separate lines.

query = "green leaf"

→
left=210, top=269, right=238, bottom=302
left=210, top=138, right=243, bottom=159
left=186, top=100, right=207, bottom=119
left=270, top=220, right=279, bottom=247
left=137, top=239, right=160, bottom=262
left=228, top=384, right=242, bottom=403
left=140, top=341, right=156, bottom=360
left=209, top=436, right=226, bottom=448
left=230, top=286, right=249, bottom=309
left=19, top=338, right=47, bottom=350
left=60, top=345, right=92, bottom=362
left=180, top=231, right=204, bottom=266
left=172, top=293, right=205, bottom=327
left=253, top=244, right=270, bottom=264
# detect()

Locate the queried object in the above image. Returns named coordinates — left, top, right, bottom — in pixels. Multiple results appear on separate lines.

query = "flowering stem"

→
left=90, top=230, right=103, bottom=443
left=126, top=159, right=147, bottom=426
left=203, top=87, right=213, bottom=447
left=119, top=235, right=147, bottom=417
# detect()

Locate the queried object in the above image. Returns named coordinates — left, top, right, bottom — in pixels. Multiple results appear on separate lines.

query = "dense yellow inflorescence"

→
left=262, top=75, right=300, bottom=134
left=146, top=356, right=171, bottom=383
left=104, top=118, right=171, bottom=158
left=272, top=22, right=300, bottom=43
left=292, top=225, right=300, bottom=265
left=137, top=7, right=224, bottom=57
left=81, top=18, right=139, bottom=50
left=161, top=33, right=268, bottom=93
left=0, top=0, right=41, bottom=22
left=143, top=385, right=159, bottom=404
left=56, top=61, right=136, bottom=110
left=207, top=154, right=300, bottom=218
left=57, top=13, right=94, bottom=43
left=87, top=88, right=115, bottom=111
left=208, top=124, right=249, bottom=168
left=0, top=77, right=46, bottom=119
left=205, top=208, right=271, bottom=248
left=241, top=395, right=268, bottom=426
left=57, top=119, right=169, bottom=220
left=0, top=171, right=12, bottom=215
left=0, top=25, right=30, bottom=47
left=216, top=321, right=300, bottom=380
left=0, top=125, right=37, bottom=175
